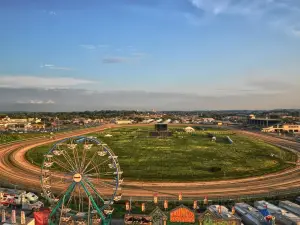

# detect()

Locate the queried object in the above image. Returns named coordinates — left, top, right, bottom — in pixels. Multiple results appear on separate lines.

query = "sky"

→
left=0, top=0, right=300, bottom=111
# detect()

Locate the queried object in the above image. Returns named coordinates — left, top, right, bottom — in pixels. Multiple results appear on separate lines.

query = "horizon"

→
left=0, top=108, right=299, bottom=113
left=1, top=0, right=300, bottom=111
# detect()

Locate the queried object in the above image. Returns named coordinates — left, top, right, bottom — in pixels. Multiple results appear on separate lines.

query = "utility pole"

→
left=129, top=197, right=132, bottom=214
left=11, top=184, right=18, bottom=194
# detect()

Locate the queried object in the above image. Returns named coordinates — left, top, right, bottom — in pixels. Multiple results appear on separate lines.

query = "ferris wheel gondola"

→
left=41, top=136, right=123, bottom=225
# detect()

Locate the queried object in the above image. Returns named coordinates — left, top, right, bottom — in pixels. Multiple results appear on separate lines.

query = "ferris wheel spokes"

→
left=82, top=179, right=106, bottom=204
left=49, top=182, right=76, bottom=219
left=83, top=158, right=111, bottom=175
left=71, top=139, right=82, bottom=172
left=79, top=143, right=90, bottom=172
left=51, top=158, right=74, bottom=174
left=79, top=180, right=106, bottom=220
left=81, top=150, right=99, bottom=174
left=61, top=150, right=77, bottom=172
left=42, top=136, right=121, bottom=225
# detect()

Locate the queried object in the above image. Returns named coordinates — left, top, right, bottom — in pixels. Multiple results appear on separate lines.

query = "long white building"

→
left=262, top=124, right=300, bottom=133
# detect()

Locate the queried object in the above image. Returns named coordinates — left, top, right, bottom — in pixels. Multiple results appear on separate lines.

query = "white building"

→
left=163, top=119, right=171, bottom=124
left=262, top=124, right=300, bottom=133
left=115, top=120, right=133, bottom=125
left=202, top=118, right=215, bottom=123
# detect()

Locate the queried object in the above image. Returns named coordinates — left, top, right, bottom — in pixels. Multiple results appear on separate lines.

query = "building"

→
left=234, top=203, right=268, bottom=225
left=115, top=120, right=133, bottom=125
left=247, top=118, right=281, bottom=127
left=155, top=124, right=168, bottom=131
left=8, top=118, right=28, bottom=123
left=163, top=119, right=171, bottom=124
left=279, top=201, right=300, bottom=217
left=169, top=205, right=195, bottom=223
left=262, top=124, right=300, bottom=133
left=198, top=205, right=241, bottom=225
left=27, top=118, right=41, bottom=123
left=254, top=200, right=300, bottom=225
left=202, top=118, right=215, bottom=123
left=124, top=214, right=152, bottom=225
left=150, top=207, right=168, bottom=225
left=249, top=114, right=256, bottom=119
left=30, top=123, right=46, bottom=130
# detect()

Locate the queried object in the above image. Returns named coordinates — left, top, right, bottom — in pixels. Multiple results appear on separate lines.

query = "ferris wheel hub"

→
left=73, top=173, right=82, bottom=182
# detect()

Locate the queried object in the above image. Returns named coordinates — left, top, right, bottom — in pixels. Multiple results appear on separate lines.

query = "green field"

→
left=0, top=133, right=48, bottom=144
left=26, top=126, right=296, bottom=181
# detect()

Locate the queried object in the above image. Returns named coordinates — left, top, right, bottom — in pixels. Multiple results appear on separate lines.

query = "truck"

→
left=11, top=192, right=39, bottom=205
left=22, top=201, right=44, bottom=210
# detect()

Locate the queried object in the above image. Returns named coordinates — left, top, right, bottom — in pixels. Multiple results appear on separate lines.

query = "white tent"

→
left=184, top=127, right=195, bottom=133
left=104, top=134, right=112, bottom=137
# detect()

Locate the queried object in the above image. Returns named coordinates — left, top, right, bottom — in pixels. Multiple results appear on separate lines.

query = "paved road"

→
left=0, top=124, right=300, bottom=200
left=111, top=219, right=124, bottom=225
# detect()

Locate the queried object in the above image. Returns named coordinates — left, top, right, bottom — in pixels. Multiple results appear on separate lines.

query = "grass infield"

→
left=26, top=126, right=296, bottom=182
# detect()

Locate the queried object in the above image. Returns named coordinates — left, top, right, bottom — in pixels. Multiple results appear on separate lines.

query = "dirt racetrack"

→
left=1, top=124, right=300, bottom=200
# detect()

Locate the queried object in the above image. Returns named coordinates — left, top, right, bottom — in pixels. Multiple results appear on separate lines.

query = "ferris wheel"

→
left=41, top=136, right=123, bottom=225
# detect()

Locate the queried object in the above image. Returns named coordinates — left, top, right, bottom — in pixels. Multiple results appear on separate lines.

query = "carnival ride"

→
left=41, top=136, right=123, bottom=225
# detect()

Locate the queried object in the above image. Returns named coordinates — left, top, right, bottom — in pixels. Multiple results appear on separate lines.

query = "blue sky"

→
left=0, top=0, right=300, bottom=110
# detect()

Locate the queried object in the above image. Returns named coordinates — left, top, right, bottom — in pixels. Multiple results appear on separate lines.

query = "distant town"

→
left=0, top=110, right=299, bottom=134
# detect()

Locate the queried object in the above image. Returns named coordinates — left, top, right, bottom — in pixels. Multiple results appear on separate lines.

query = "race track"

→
left=1, top=124, right=300, bottom=200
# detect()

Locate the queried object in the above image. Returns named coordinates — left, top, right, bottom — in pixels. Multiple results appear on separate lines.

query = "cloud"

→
left=291, top=26, right=300, bottom=37
left=49, top=11, right=56, bottom=16
left=49, top=67, right=73, bottom=71
left=183, top=13, right=204, bottom=26
left=98, top=45, right=109, bottom=48
left=189, top=0, right=231, bottom=15
left=0, top=76, right=95, bottom=88
left=131, top=52, right=147, bottom=57
left=247, top=79, right=294, bottom=91
left=80, top=44, right=110, bottom=50
left=40, top=64, right=73, bottom=71
left=186, top=0, right=300, bottom=37
left=16, top=100, right=55, bottom=104
left=102, top=53, right=146, bottom=64
left=44, top=64, right=54, bottom=67
left=46, top=100, right=55, bottom=104
left=102, top=57, right=128, bottom=64
left=0, top=86, right=299, bottom=111
left=80, top=45, right=97, bottom=50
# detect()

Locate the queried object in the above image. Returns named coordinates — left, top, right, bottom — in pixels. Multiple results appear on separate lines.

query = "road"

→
left=0, top=124, right=300, bottom=200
